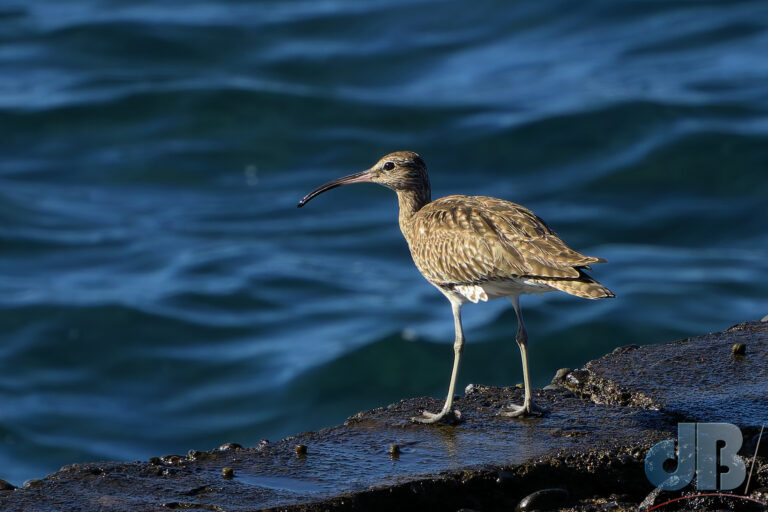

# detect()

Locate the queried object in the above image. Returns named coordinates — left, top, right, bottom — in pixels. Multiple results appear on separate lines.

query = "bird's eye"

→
left=383, top=161, right=395, bottom=171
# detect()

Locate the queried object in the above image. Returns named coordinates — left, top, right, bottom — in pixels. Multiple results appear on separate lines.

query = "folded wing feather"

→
left=405, top=195, right=605, bottom=287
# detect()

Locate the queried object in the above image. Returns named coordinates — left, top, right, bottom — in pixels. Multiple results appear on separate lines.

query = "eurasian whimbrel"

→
left=298, top=151, right=613, bottom=424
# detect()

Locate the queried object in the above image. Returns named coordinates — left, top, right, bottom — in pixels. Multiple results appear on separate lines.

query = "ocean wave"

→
left=1, top=0, right=768, bottom=488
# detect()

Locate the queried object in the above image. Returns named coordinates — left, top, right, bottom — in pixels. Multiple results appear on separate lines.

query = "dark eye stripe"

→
left=383, top=161, right=395, bottom=170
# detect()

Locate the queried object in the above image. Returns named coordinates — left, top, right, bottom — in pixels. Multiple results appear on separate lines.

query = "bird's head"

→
left=297, top=151, right=430, bottom=208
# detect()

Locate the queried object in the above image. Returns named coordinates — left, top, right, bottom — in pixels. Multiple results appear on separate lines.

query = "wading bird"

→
left=297, top=151, right=613, bottom=423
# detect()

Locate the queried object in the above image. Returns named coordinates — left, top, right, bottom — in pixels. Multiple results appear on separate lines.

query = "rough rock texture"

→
left=560, top=321, right=768, bottom=428
left=1, top=321, right=766, bottom=511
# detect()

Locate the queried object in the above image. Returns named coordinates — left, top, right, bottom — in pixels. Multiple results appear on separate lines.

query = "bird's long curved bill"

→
left=297, top=170, right=372, bottom=208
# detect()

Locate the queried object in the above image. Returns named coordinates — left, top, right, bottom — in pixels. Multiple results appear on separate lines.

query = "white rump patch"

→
left=454, top=285, right=488, bottom=303
left=454, top=279, right=555, bottom=303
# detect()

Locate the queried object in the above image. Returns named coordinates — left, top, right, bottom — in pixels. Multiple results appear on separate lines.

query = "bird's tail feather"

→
left=537, top=270, right=614, bottom=299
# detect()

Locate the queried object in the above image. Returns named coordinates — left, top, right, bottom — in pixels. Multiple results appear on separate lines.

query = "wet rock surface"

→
left=1, top=321, right=766, bottom=511
left=561, top=321, right=768, bottom=427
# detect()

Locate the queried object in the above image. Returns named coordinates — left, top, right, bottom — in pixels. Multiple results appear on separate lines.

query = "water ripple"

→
left=0, top=0, right=767, bottom=487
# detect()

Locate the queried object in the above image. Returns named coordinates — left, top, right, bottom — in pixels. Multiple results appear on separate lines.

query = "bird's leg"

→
left=411, top=300, right=464, bottom=424
left=500, top=296, right=548, bottom=417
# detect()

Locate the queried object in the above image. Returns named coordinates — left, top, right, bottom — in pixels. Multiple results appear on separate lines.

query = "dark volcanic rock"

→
left=1, top=322, right=766, bottom=512
left=562, top=321, right=768, bottom=427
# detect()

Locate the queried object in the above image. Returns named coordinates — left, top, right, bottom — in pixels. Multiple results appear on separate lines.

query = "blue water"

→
left=1, top=0, right=768, bottom=486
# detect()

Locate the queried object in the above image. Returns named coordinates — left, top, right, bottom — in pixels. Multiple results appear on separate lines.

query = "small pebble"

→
left=256, top=439, right=270, bottom=450
left=762, top=314, right=768, bottom=322
left=295, top=444, right=307, bottom=456
left=567, top=369, right=589, bottom=387
left=464, top=383, right=476, bottom=395
left=22, top=479, right=43, bottom=489
left=149, top=457, right=161, bottom=465
left=551, top=367, right=571, bottom=384
left=516, top=488, right=569, bottom=511
left=732, top=343, right=746, bottom=356
left=218, top=443, right=242, bottom=451
left=515, top=383, right=524, bottom=389
left=388, top=443, right=401, bottom=456
left=222, top=467, right=235, bottom=479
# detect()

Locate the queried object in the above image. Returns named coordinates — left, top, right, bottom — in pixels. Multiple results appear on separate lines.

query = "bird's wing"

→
left=407, top=195, right=604, bottom=285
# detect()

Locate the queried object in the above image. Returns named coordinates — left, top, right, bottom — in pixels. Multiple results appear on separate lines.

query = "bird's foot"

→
left=410, top=408, right=462, bottom=425
left=499, top=400, right=548, bottom=418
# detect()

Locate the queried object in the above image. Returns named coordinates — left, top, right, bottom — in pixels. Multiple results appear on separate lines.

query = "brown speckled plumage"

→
left=402, top=195, right=613, bottom=299
left=298, top=150, right=613, bottom=424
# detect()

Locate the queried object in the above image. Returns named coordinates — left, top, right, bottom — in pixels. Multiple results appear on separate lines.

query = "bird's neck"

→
left=396, top=187, right=430, bottom=234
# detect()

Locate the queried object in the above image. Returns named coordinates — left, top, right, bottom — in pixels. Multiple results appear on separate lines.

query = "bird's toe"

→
left=499, top=403, right=526, bottom=418
left=410, top=409, right=462, bottom=425
left=499, top=401, right=548, bottom=418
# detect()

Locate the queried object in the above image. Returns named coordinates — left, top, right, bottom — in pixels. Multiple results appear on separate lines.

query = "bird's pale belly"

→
left=452, top=278, right=555, bottom=304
